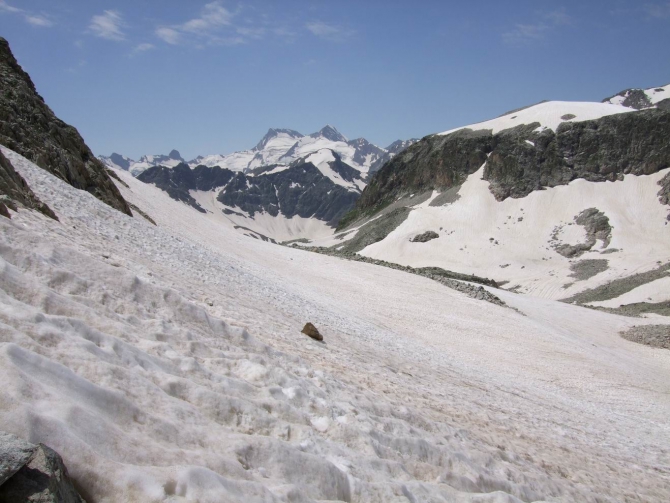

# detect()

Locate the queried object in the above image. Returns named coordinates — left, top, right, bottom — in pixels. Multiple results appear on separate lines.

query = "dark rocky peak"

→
left=140, top=150, right=184, bottom=164
left=386, top=139, right=419, bottom=154
left=602, top=88, right=653, bottom=110
left=168, top=149, right=183, bottom=160
left=254, top=128, right=303, bottom=151
left=0, top=37, right=131, bottom=215
left=109, top=153, right=132, bottom=170
left=310, top=125, right=347, bottom=143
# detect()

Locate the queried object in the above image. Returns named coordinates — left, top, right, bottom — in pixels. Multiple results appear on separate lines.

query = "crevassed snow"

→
left=438, top=101, right=633, bottom=137
left=1, top=145, right=669, bottom=502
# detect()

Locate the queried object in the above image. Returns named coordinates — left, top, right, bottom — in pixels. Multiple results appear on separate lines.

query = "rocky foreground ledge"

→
left=0, top=431, right=84, bottom=502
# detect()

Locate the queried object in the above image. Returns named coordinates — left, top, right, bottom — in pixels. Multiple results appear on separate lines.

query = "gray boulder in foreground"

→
left=0, top=431, right=84, bottom=503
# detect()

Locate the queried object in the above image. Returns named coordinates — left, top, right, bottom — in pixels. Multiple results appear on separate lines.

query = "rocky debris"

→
left=569, top=259, right=609, bottom=281
left=620, top=325, right=670, bottom=349
left=552, top=208, right=612, bottom=258
left=291, top=244, right=509, bottom=308
left=347, top=109, right=670, bottom=222
left=0, top=37, right=131, bottom=216
left=561, top=262, right=670, bottom=305
left=0, top=150, right=57, bottom=220
left=658, top=171, right=670, bottom=220
left=410, top=230, right=439, bottom=243
left=127, top=203, right=156, bottom=226
left=561, top=114, right=576, bottom=120
left=0, top=431, right=85, bottom=502
left=301, top=322, right=323, bottom=341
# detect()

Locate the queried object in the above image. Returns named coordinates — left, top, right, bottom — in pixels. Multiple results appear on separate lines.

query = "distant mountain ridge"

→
left=99, top=126, right=412, bottom=179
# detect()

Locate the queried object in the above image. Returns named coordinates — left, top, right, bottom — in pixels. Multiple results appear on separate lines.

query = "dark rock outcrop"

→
left=219, top=155, right=362, bottom=226
left=0, top=37, right=131, bottom=216
left=138, top=163, right=236, bottom=213
left=410, top=230, right=439, bottom=243
left=349, top=109, right=670, bottom=222
left=0, top=431, right=85, bottom=502
left=602, top=88, right=653, bottom=110
left=301, top=322, right=323, bottom=341
left=368, top=138, right=419, bottom=176
left=0, top=150, right=57, bottom=220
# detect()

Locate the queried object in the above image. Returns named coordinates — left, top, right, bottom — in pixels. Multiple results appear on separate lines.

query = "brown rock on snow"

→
left=301, top=322, right=323, bottom=341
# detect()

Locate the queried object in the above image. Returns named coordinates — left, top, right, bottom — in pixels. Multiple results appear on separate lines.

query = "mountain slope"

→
left=2, top=143, right=669, bottom=502
left=603, top=83, right=670, bottom=110
left=0, top=38, right=131, bottom=216
left=324, top=94, right=670, bottom=302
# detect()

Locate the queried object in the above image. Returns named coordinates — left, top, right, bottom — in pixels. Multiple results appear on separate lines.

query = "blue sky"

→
left=2, top=0, right=669, bottom=160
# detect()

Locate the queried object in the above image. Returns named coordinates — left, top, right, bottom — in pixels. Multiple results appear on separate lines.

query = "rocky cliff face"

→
left=219, top=158, right=360, bottom=226
left=351, top=109, right=670, bottom=221
left=0, top=37, right=131, bottom=216
left=0, top=149, right=57, bottom=219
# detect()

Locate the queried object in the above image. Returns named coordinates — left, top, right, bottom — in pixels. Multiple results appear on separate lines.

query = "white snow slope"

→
left=1, top=145, right=670, bottom=502
left=438, top=101, right=633, bottom=136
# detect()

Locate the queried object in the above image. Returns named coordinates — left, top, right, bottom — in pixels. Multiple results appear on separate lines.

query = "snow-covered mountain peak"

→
left=254, top=128, right=303, bottom=151
left=310, top=124, right=348, bottom=143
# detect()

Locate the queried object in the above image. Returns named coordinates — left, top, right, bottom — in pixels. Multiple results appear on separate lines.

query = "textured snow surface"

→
left=438, top=101, right=632, bottom=136
left=1, top=146, right=670, bottom=502
left=316, top=164, right=670, bottom=300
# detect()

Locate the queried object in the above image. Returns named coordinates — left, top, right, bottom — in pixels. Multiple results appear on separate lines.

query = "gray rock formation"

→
left=0, top=150, right=57, bottom=220
left=349, top=109, right=670, bottom=222
left=552, top=208, right=611, bottom=258
left=0, top=431, right=85, bottom=502
left=410, top=230, right=439, bottom=243
left=0, top=37, right=131, bottom=216
left=301, top=322, right=323, bottom=341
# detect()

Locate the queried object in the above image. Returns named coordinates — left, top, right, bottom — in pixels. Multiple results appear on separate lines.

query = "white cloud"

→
left=131, top=43, right=155, bottom=56
left=155, top=1, right=238, bottom=46
left=0, top=0, right=53, bottom=27
left=156, top=26, right=181, bottom=45
left=305, top=21, right=354, bottom=41
left=89, top=10, right=125, bottom=41
left=502, top=9, right=571, bottom=45
left=645, top=2, right=670, bottom=18
left=25, top=15, right=53, bottom=27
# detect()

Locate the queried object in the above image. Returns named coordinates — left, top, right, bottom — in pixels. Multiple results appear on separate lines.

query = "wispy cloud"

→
left=155, top=1, right=241, bottom=46
left=503, top=9, right=571, bottom=45
left=305, top=21, right=354, bottom=42
left=88, top=10, right=126, bottom=41
left=130, top=43, right=155, bottom=56
left=645, top=2, right=670, bottom=18
left=0, top=0, right=53, bottom=27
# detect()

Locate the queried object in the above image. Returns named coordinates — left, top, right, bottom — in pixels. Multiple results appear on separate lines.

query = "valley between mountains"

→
left=1, top=35, right=669, bottom=503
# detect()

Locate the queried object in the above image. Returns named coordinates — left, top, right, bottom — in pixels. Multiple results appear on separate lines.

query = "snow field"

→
left=1, top=146, right=669, bottom=502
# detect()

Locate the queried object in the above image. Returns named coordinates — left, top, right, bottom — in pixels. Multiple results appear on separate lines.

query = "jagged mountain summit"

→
left=100, top=149, right=185, bottom=177
left=99, top=126, right=407, bottom=178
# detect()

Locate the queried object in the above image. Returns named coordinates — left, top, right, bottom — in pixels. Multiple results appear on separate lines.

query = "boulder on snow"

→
left=410, top=231, right=439, bottom=243
left=301, top=322, right=323, bottom=341
left=0, top=431, right=85, bottom=502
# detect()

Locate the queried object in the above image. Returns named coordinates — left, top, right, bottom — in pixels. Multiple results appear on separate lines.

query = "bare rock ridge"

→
left=0, top=149, right=57, bottom=220
left=0, top=37, right=131, bottom=216
left=344, top=108, right=670, bottom=226
left=0, top=431, right=85, bottom=502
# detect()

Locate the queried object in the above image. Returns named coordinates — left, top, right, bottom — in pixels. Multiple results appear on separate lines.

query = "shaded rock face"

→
left=0, top=431, right=85, bottom=503
left=368, top=139, right=419, bottom=176
left=602, top=88, right=653, bottom=110
left=354, top=109, right=670, bottom=216
left=219, top=159, right=360, bottom=226
left=0, top=150, right=57, bottom=220
left=658, top=172, right=670, bottom=220
left=0, top=38, right=131, bottom=216
left=138, top=163, right=236, bottom=213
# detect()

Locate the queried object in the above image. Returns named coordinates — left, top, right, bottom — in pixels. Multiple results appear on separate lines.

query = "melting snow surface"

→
left=0, top=146, right=669, bottom=502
